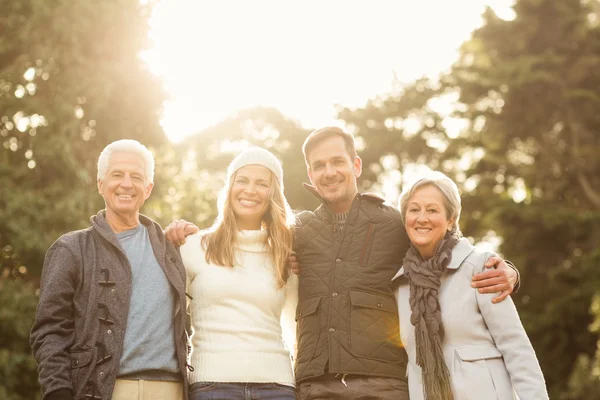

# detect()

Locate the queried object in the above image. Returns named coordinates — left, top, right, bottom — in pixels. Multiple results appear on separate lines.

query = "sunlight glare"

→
left=146, top=0, right=515, bottom=142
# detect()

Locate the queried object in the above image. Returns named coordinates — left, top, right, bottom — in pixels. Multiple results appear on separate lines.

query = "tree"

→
left=0, top=0, right=167, bottom=276
left=0, top=248, right=40, bottom=400
left=0, top=1, right=168, bottom=398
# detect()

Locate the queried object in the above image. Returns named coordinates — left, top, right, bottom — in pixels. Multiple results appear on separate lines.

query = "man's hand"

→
left=471, top=256, right=518, bottom=304
left=288, top=255, right=300, bottom=275
left=164, top=219, right=199, bottom=246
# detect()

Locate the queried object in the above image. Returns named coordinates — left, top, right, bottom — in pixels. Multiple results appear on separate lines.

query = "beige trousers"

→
left=112, top=379, right=184, bottom=400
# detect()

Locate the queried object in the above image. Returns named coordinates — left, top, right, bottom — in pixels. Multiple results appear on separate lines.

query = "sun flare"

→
left=145, top=0, right=515, bottom=142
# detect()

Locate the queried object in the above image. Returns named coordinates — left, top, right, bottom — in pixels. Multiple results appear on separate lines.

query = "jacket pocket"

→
left=455, top=345, right=502, bottom=361
left=69, top=349, right=93, bottom=394
left=295, top=296, right=321, bottom=364
left=348, top=290, right=404, bottom=362
left=453, top=345, right=504, bottom=399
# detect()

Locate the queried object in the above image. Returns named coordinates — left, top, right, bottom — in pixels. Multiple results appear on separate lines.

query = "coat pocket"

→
left=453, top=345, right=505, bottom=400
left=295, top=296, right=321, bottom=364
left=348, top=290, right=404, bottom=362
left=68, top=349, right=93, bottom=395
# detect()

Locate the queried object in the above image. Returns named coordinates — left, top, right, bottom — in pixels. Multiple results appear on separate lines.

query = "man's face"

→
left=307, top=135, right=362, bottom=213
left=97, top=152, right=153, bottom=219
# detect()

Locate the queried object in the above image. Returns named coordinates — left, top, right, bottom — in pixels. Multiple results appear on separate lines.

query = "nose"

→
left=416, top=211, right=427, bottom=223
left=121, top=174, right=133, bottom=187
left=324, top=163, right=336, bottom=177
left=244, top=182, right=257, bottom=194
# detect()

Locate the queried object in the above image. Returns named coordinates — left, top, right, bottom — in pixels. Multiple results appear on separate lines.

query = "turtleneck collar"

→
left=236, top=229, right=268, bottom=253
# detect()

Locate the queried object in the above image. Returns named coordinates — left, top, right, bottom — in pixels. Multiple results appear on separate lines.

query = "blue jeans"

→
left=189, top=382, right=296, bottom=400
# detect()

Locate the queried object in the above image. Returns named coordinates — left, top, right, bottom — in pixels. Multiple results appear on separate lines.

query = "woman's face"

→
left=404, top=184, right=454, bottom=259
left=230, top=165, right=272, bottom=230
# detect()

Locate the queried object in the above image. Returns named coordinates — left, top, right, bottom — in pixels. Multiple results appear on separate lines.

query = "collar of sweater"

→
left=236, top=229, right=268, bottom=253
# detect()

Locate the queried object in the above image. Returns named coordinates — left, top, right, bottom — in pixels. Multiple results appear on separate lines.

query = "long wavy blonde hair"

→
left=201, top=168, right=295, bottom=288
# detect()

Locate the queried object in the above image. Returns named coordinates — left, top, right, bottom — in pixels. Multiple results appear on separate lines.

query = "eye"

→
left=112, top=172, right=123, bottom=177
left=312, top=164, right=323, bottom=171
left=259, top=182, right=270, bottom=188
left=427, top=208, right=438, bottom=213
left=408, top=208, right=419, bottom=213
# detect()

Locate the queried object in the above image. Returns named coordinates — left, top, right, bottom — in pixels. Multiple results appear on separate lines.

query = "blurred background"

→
left=1, top=0, right=599, bottom=398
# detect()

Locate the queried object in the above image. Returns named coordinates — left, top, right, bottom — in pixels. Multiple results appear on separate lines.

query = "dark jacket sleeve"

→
left=505, top=260, right=521, bottom=292
left=30, top=245, right=77, bottom=400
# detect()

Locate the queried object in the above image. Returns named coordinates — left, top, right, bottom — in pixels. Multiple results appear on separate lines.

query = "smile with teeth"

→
left=239, top=199, right=259, bottom=207
left=323, top=181, right=341, bottom=188
left=415, top=227, right=432, bottom=233
left=117, top=194, right=134, bottom=199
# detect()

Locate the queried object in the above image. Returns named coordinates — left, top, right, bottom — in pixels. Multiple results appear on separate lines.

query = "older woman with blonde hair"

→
left=393, top=171, right=548, bottom=400
left=179, top=147, right=298, bottom=399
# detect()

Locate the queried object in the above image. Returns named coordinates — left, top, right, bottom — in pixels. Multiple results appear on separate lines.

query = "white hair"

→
left=398, top=170, right=462, bottom=233
left=97, top=139, right=155, bottom=183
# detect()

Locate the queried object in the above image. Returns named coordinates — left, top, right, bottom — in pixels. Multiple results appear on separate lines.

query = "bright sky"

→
left=144, top=0, right=515, bottom=142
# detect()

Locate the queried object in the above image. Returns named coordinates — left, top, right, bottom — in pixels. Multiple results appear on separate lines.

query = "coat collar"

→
left=391, top=237, right=475, bottom=281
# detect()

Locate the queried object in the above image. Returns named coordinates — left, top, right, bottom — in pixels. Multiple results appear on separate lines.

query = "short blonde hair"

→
left=398, top=171, right=462, bottom=233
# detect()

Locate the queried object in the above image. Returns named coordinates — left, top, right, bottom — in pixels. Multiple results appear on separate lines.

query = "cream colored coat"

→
left=393, top=238, right=548, bottom=400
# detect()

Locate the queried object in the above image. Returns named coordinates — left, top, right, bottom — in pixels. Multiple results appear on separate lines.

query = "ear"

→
left=307, top=167, right=315, bottom=185
left=447, top=218, right=456, bottom=231
left=144, top=182, right=154, bottom=200
left=97, top=178, right=103, bottom=195
left=353, top=156, right=362, bottom=178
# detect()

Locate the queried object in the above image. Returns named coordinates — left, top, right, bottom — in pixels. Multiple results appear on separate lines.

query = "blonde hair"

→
left=201, top=170, right=295, bottom=288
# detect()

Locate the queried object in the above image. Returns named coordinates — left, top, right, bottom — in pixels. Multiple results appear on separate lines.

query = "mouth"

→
left=116, top=194, right=135, bottom=200
left=322, top=181, right=342, bottom=189
left=238, top=198, right=259, bottom=207
left=414, top=227, right=432, bottom=234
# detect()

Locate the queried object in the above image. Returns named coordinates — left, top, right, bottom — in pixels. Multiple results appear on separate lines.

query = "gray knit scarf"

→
left=402, top=231, right=460, bottom=400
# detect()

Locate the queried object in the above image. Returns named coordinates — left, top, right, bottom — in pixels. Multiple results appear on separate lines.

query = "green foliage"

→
left=0, top=1, right=169, bottom=398
left=0, top=245, right=41, bottom=399
left=0, top=0, right=167, bottom=275
left=0, top=278, right=41, bottom=400
left=566, top=293, right=600, bottom=397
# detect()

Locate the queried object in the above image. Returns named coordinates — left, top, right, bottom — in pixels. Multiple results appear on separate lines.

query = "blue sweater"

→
left=117, top=223, right=179, bottom=379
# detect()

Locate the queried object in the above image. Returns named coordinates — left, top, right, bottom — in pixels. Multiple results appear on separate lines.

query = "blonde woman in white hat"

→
left=179, top=147, right=298, bottom=399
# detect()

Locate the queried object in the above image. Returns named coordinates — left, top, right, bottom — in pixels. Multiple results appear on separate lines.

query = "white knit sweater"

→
left=180, top=230, right=298, bottom=386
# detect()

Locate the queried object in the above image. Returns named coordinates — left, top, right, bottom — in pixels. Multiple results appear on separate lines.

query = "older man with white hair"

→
left=30, top=140, right=190, bottom=400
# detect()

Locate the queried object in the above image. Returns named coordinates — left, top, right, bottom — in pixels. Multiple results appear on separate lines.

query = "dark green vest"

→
left=293, top=193, right=410, bottom=382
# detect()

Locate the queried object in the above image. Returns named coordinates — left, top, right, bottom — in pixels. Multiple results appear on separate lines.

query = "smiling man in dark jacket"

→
left=30, top=140, right=190, bottom=400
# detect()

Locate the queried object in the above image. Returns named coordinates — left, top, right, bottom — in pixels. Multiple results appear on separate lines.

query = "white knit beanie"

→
left=227, top=147, right=284, bottom=189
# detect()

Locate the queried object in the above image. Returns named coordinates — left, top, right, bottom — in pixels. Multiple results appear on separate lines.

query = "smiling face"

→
left=97, top=152, right=153, bottom=224
left=404, top=184, right=455, bottom=259
left=307, top=135, right=362, bottom=213
left=230, top=164, right=273, bottom=230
